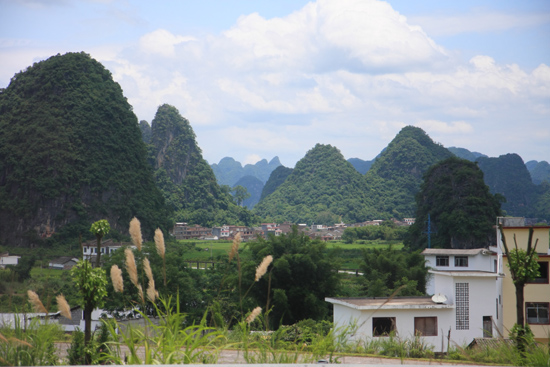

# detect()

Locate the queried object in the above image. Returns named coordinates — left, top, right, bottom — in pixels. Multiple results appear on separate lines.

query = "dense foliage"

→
left=405, top=157, right=502, bottom=250
left=347, top=157, right=374, bottom=174
left=245, top=228, right=341, bottom=328
left=363, top=126, right=454, bottom=218
left=259, top=165, right=293, bottom=201
left=254, top=144, right=378, bottom=223
left=0, top=52, right=171, bottom=247
left=361, top=247, right=428, bottom=297
left=148, top=104, right=258, bottom=227
left=342, top=221, right=408, bottom=243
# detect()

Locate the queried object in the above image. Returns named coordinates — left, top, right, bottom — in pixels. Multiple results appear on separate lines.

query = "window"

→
left=373, top=317, right=396, bottom=336
left=528, top=262, right=549, bottom=284
left=456, top=283, right=469, bottom=330
left=526, top=303, right=549, bottom=324
left=455, top=256, right=468, bottom=267
left=436, top=256, right=449, bottom=266
left=414, top=317, right=437, bottom=336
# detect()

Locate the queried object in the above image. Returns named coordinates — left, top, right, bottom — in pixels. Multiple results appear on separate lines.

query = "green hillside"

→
left=148, top=104, right=257, bottom=226
left=253, top=144, right=377, bottom=224
left=364, top=126, right=454, bottom=218
left=0, top=52, right=171, bottom=246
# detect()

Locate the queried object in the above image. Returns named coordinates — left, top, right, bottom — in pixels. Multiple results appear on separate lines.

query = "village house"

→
left=498, top=217, right=550, bottom=344
left=82, top=239, right=132, bottom=263
left=326, top=246, right=503, bottom=352
left=48, top=256, right=79, bottom=270
left=171, top=223, right=212, bottom=240
left=0, top=253, right=20, bottom=268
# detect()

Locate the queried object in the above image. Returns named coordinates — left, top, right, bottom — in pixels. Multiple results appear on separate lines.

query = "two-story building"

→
left=82, top=239, right=132, bottom=263
left=326, top=247, right=503, bottom=352
left=498, top=217, right=550, bottom=343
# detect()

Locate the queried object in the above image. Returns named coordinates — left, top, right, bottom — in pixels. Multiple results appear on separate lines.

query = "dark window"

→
left=436, top=256, right=449, bottom=266
left=526, top=303, right=549, bottom=324
left=455, top=256, right=468, bottom=267
left=528, top=261, right=549, bottom=284
left=373, top=317, right=396, bottom=336
left=414, top=317, right=437, bottom=336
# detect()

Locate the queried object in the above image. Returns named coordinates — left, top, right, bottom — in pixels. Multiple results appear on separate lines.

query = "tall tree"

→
left=245, top=227, right=340, bottom=328
left=232, top=185, right=250, bottom=206
left=405, top=157, right=502, bottom=250
left=499, top=226, right=540, bottom=356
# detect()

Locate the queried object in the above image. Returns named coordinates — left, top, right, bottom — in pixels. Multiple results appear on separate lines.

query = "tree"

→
left=405, top=157, right=502, bottom=250
left=245, top=227, right=340, bottom=328
left=361, top=247, right=427, bottom=297
left=70, top=260, right=108, bottom=364
left=90, top=219, right=110, bottom=267
left=232, top=185, right=250, bottom=207
left=499, top=225, right=539, bottom=357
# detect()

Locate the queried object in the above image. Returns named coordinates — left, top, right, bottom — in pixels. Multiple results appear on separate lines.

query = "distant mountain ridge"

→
left=210, top=157, right=282, bottom=187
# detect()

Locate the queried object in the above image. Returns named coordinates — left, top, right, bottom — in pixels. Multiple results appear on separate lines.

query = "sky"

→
left=1, top=0, right=549, bottom=167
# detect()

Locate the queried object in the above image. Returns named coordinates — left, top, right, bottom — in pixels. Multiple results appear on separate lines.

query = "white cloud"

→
left=139, top=29, right=196, bottom=58
left=416, top=120, right=473, bottom=134
left=408, top=11, right=550, bottom=37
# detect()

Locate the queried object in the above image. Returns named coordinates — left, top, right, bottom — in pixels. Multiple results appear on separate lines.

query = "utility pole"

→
left=423, top=214, right=436, bottom=248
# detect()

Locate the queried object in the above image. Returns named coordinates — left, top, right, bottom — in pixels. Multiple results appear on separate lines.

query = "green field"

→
left=177, top=239, right=403, bottom=270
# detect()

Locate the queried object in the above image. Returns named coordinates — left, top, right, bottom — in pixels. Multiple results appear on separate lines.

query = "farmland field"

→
left=177, top=239, right=403, bottom=270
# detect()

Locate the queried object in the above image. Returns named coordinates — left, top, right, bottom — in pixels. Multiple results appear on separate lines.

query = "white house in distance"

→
left=0, top=253, right=20, bottom=268
left=326, top=247, right=503, bottom=352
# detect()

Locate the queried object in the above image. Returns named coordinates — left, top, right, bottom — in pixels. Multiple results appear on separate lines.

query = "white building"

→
left=0, top=253, right=20, bottom=268
left=326, top=248, right=503, bottom=352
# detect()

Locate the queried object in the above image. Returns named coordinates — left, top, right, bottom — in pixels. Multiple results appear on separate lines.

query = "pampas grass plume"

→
left=154, top=228, right=165, bottom=259
left=125, top=248, right=139, bottom=287
left=27, top=290, right=47, bottom=313
left=246, top=306, right=262, bottom=324
left=129, top=217, right=142, bottom=251
left=137, top=284, right=145, bottom=304
left=229, top=233, right=240, bottom=262
left=110, top=265, right=124, bottom=293
left=56, top=294, right=72, bottom=319
left=147, top=280, right=156, bottom=303
left=143, top=257, right=153, bottom=284
left=255, top=255, right=273, bottom=281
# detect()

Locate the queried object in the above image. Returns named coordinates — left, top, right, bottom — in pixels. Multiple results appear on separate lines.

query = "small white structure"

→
left=0, top=253, right=20, bottom=268
left=326, top=248, right=504, bottom=352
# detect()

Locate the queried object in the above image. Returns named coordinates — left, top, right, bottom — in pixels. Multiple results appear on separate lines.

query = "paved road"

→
left=56, top=343, right=497, bottom=366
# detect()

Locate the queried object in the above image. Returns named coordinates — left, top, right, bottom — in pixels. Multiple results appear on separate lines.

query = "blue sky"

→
left=1, top=0, right=549, bottom=167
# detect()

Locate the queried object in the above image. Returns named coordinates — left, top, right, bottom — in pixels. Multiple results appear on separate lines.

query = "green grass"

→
left=30, top=266, right=65, bottom=280
left=177, top=239, right=402, bottom=271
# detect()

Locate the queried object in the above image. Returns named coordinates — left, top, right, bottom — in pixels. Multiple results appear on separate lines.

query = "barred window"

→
left=455, top=256, right=468, bottom=267
left=456, top=283, right=469, bottom=330
left=436, top=256, right=449, bottom=266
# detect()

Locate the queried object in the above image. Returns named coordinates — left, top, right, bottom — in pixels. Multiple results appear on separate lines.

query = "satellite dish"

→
left=432, top=293, right=447, bottom=304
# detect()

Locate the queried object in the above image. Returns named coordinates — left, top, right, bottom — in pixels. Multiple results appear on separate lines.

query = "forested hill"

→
left=147, top=104, right=257, bottom=226
left=363, top=126, right=454, bottom=218
left=253, top=144, right=378, bottom=224
left=0, top=52, right=172, bottom=247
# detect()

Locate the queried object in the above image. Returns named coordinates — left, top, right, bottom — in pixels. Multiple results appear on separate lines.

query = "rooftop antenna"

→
left=423, top=213, right=437, bottom=248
